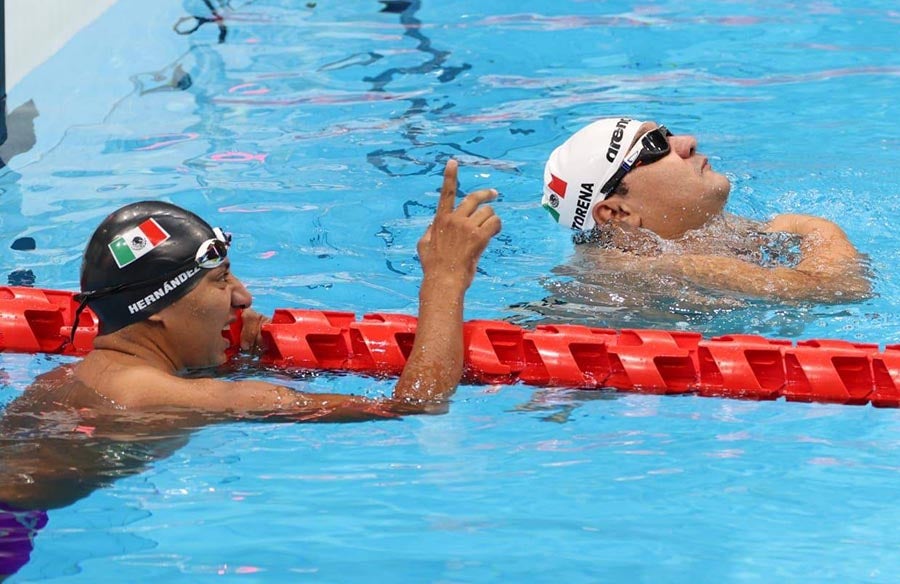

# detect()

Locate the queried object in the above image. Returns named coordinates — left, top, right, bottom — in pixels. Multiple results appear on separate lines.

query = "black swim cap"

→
left=79, top=201, right=225, bottom=335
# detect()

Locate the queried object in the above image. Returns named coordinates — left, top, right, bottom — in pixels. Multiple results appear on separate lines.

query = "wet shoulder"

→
left=75, top=352, right=182, bottom=410
left=3, top=363, right=107, bottom=414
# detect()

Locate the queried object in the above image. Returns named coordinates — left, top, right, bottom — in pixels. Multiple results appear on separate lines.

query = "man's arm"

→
left=651, top=214, right=870, bottom=302
left=111, top=371, right=426, bottom=422
left=117, top=160, right=499, bottom=422
left=390, top=159, right=500, bottom=409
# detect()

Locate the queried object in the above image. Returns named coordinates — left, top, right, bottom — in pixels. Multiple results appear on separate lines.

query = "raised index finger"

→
left=436, top=159, right=459, bottom=217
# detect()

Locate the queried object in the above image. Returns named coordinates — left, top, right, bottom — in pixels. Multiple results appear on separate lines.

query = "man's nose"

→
left=670, top=135, right=698, bottom=158
left=232, top=278, right=253, bottom=309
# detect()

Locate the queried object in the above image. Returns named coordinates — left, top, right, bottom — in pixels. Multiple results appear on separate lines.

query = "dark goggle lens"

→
left=600, top=126, right=673, bottom=197
left=637, top=127, right=672, bottom=162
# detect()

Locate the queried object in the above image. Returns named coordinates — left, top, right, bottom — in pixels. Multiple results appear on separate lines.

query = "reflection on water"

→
left=513, top=388, right=621, bottom=424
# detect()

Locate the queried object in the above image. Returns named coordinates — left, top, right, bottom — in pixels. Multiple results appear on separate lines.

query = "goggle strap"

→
left=68, top=295, right=92, bottom=346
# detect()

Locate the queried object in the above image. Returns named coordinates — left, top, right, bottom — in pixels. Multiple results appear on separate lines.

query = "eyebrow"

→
left=207, top=261, right=231, bottom=278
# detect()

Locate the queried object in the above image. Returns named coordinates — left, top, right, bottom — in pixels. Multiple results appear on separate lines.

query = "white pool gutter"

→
left=4, top=0, right=119, bottom=91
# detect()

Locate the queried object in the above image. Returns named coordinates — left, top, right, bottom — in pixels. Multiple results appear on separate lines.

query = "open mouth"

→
left=221, top=320, right=237, bottom=350
left=223, top=316, right=237, bottom=332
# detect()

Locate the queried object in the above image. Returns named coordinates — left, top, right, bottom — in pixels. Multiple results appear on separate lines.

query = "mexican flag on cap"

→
left=108, top=218, right=170, bottom=268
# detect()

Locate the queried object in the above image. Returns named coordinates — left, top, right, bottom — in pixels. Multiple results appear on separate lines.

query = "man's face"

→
left=613, top=122, right=731, bottom=239
left=157, top=261, right=252, bottom=369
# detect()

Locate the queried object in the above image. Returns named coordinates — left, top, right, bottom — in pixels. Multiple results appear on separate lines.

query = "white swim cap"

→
left=542, top=117, right=647, bottom=231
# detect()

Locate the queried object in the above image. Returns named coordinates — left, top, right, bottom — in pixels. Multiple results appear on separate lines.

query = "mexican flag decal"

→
left=548, top=174, right=567, bottom=199
left=543, top=173, right=568, bottom=222
left=108, top=218, right=170, bottom=268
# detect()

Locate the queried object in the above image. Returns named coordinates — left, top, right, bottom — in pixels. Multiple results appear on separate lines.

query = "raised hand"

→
left=389, top=159, right=502, bottom=407
left=417, top=159, right=502, bottom=293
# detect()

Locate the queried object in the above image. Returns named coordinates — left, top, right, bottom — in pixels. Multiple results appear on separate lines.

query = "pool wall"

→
left=2, top=0, right=117, bottom=168
left=3, top=0, right=118, bottom=91
left=2, top=1, right=189, bottom=183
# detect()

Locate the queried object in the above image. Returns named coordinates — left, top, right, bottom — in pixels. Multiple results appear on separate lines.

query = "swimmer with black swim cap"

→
left=0, top=162, right=500, bottom=579
left=77, top=201, right=233, bottom=335
left=3, top=157, right=499, bottom=450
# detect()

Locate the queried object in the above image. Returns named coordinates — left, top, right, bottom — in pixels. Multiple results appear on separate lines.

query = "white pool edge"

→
left=2, top=0, right=189, bottom=176
left=4, top=0, right=120, bottom=91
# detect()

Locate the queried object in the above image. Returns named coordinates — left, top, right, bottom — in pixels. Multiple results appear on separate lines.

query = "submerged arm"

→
left=652, top=214, right=870, bottom=302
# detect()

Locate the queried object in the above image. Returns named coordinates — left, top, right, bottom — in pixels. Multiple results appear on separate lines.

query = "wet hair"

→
left=572, top=226, right=613, bottom=246
left=610, top=182, right=629, bottom=198
left=78, top=201, right=217, bottom=335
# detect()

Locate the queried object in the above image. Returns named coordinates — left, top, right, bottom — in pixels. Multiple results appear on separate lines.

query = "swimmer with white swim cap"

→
left=543, top=117, right=729, bottom=238
left=540, top=116, right=870, bottom=303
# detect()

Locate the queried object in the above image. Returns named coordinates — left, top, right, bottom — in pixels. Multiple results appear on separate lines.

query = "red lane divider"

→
left=872, top=346, right=900, bottom=407
left=0, top=287, right=97, bottom=355
left=697, top=334, right=791, bottom=401
left=523, top=324, right=612, bottom=387
left=1, top=286, right=897, bottom=408
left=783, top=339, right=879, bottom=405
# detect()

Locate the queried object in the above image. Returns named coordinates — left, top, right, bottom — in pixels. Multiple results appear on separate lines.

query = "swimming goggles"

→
left=600, top=125, right=672, bottom=197
left=194, top=227, right=231, bottom=269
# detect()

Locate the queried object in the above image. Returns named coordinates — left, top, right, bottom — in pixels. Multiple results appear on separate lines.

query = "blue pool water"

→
left=2, top=0, right=900, bottom=581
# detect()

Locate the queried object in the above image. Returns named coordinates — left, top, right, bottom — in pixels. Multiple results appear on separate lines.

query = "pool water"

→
left=2, top=0, right=900, bottom=581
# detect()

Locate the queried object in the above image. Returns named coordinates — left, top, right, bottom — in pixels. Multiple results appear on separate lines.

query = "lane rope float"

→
left=1, top=285, right=898, bottom=407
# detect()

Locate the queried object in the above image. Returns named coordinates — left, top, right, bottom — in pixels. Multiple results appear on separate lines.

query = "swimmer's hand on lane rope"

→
left=417, top=160, right=502, bottom=290
left=239, top=308, right=269, bottom=353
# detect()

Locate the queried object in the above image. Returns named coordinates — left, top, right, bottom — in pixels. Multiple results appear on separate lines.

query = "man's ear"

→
left=592, top=198, right=642, bottom=228
left=147, top=306, right=173, bottom=326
